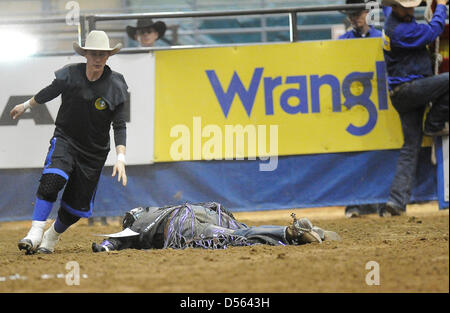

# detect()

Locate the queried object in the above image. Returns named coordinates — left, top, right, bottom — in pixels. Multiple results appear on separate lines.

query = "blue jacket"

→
left=383, top=4, right=447, bottom=88
left=339, top=25, right=382, bottom=39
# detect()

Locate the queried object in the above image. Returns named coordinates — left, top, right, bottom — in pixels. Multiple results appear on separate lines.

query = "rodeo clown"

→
left=10, top=31, right=129, bottom=254
left=92, top=202, right=341, bottom=252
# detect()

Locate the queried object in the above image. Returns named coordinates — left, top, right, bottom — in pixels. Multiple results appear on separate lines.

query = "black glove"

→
left=91, top=239, right=120, bottom=253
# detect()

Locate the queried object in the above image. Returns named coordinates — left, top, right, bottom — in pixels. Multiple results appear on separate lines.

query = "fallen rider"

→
left=92, top=202, right=341, bottom=252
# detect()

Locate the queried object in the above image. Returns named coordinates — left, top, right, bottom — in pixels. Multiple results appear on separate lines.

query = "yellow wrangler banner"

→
left=154, top=39, right=425, bottom=163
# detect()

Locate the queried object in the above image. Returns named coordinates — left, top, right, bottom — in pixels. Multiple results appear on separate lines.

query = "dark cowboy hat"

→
left=382, top=0, right=422, bottom=7
left=341, top=0, right=370, bottom=15
left=126, top=19, right=167, bottom=40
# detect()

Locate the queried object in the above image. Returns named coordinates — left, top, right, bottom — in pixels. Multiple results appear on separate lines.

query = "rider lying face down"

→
left=92, top=202, right=340, bottom=252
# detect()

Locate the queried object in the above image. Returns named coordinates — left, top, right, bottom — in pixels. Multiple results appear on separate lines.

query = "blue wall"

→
left=0, top=148, right=437, bottom=221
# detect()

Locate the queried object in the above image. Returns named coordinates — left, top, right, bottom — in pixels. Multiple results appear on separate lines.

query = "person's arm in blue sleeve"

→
left=383, top=6, right=392, bottom=17
left=393, top=4, right=447, bottom=49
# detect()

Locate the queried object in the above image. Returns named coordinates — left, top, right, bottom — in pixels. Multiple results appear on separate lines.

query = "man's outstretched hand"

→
left=112, top=160, right=127, bottom=186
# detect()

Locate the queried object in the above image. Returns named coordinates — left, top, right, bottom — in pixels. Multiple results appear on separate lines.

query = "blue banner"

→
left=0, top=148, right=437, bottom=221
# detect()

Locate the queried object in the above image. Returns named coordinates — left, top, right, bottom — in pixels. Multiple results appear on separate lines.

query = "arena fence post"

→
left=87, top=15, right=97, bottom=32
left=78, top=15, right=87, bottom=46
left=289, top=12, right=298, bottom=42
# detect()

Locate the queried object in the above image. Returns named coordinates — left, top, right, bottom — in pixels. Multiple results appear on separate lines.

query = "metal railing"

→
left=1, top=3, right=440, bottom=56
left=0, top=16, right=85, bottom=50
left=82, top=3, right=370, bottom=45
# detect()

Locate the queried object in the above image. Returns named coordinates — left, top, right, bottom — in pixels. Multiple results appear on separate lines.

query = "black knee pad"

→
left=58, top=207, right=80, bottom=226
left=37, top=173, right=67, bottom=202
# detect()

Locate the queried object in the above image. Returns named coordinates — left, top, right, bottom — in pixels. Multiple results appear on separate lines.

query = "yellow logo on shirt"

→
left=382, top=30, right=391, bottom=52
left=94, top=98, right=107, bottom=110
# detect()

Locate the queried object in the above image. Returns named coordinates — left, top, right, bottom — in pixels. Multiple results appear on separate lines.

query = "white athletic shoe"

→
left=18, top=220, right=47, bottom=254
left=37, top=223, right=61, bottom=254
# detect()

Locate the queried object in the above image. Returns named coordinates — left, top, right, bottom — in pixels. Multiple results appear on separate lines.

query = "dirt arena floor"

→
left=0, top=202, right=448, bottom=293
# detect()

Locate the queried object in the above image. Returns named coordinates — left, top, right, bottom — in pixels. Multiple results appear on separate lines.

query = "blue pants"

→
left=388, top=73, right=449, bottom=210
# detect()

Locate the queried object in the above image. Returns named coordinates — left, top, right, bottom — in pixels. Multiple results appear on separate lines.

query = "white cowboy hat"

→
left=73, top=30, right=122, bottom=56
left=382, top=0, right=423, bottom=7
